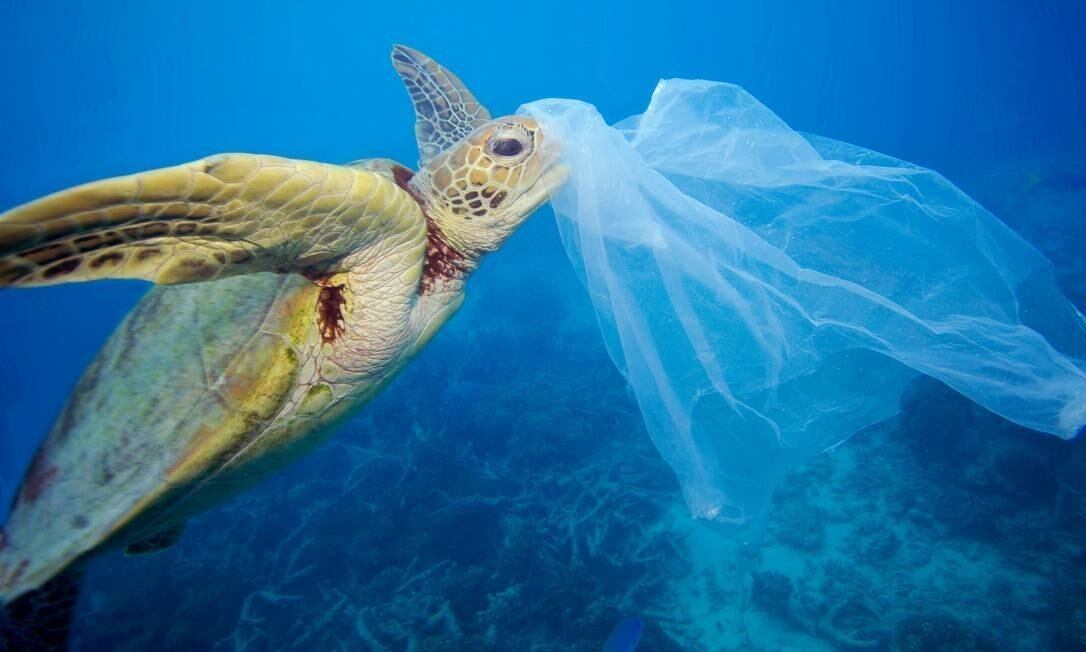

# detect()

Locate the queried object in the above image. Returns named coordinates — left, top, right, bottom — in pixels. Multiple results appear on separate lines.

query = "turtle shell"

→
left=0, top=271, right=318, bottom=603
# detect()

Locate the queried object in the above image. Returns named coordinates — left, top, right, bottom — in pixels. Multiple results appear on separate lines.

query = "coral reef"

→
left=750, top=571, right=793, bottom=619
left=48, top=167, right=1086, bottom=651
left=892, top=613, right=994, bottom=652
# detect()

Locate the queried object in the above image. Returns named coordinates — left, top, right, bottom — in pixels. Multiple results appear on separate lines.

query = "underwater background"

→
left=1, top=1, right=1085, bottom=649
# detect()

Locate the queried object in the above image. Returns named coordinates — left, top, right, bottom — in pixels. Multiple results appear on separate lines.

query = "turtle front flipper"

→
left=0, top=154, right=425, bottom=287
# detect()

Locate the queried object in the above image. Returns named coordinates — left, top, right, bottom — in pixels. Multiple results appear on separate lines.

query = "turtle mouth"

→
left=537, top=162, right=570, bottom=200
left=518, top=122, right=570, bottom=210
left=513, top=163, right=569, bottom=217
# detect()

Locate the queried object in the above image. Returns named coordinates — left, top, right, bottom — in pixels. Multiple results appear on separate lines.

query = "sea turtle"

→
left=0, top=45, right=564, bottom=648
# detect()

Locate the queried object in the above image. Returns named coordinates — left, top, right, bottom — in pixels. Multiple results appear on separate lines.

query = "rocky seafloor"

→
left=60, top=167, right=1086, bottom=651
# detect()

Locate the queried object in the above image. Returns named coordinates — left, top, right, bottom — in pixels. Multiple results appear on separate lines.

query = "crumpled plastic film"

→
left=520, top=79, right=1086, bottom=523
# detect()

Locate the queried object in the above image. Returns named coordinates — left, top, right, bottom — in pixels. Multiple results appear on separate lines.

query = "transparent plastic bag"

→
left=520, top=79, right=1086, bottom=523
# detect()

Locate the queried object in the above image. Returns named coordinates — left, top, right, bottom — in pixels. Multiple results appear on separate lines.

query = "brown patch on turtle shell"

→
left=136, top=247, right=162, bottom=262
left=85, top=231, right=126, bottom=251
left=42, top=258, right=81, bottom=279
left=316, top=283, right=347, bottom=343
left=89, top=251, right=125, bottom=269
left=73, top=233, right=105, bottom=251
left=133, top=222, right=172, bottom=239
left=21, top=463, right=60, bottom=504
left=420, top=221, right=471, bottom=295
left=22, top=243, right=72, bottom=266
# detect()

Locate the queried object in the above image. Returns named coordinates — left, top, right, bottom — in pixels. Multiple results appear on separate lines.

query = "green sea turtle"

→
left=0, top=45, right=564, bottom=647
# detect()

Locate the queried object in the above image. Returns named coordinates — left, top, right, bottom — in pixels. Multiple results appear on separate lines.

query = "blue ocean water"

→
left=1, top=1, right=1085, bottom=650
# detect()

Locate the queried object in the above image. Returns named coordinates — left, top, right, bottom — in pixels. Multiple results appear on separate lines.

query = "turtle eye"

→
left=488, top=137, right=524, bottom=158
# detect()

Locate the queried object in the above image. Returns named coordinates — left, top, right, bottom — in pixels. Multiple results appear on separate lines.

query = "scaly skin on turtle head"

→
left=409, top=117, right=565, bottom=263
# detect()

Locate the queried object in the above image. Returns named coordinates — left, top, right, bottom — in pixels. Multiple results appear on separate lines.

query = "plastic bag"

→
left=519, top=79, right=1086, bottom=523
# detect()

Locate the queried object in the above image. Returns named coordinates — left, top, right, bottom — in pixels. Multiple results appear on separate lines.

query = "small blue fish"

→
left=603, top=617, right=643, bottom=652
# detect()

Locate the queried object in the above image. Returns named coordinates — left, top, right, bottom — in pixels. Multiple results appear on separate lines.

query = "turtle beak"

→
left=539, top=163, right=570, bottom=200
left=517, top=162, right=569, bottom=217
left=524, top=127, right=569, bottom=210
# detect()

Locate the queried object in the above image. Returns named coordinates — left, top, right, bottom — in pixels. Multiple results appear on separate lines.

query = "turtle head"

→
left=413, top=116, right=563, bottom=256
left=392, top=45, right=565, bottom=261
